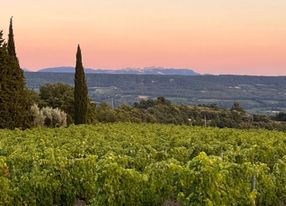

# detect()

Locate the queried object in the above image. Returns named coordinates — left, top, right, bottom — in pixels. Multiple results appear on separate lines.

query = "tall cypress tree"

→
left=0, top=30, right=8, bottom=113
left=8, top=17, right=16, bottom=57
left=0, top=28, right=14, bottom=128
left=0, top=18, right=31, bottom=129
left=7, top=17, right=25, bottom=87
left=74, top=45, right=88, bottom=124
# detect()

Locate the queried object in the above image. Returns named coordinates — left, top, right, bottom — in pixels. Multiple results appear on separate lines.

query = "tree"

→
left=0, top=18, right=32, bottom=129
left=231, top=102, right=245, bottom=113
left=95, top=102, right=116, bottom=122
left=0, top=30, right=10, bottom=128
left=30, top=104, right=67, bottom=128
left=39, top=83, right=74, bottom=123
left=8, top=17, right=16, bottom=57
left=74, top=45, right=88, bottom=124
left=156, top=96, right=171, bottom=105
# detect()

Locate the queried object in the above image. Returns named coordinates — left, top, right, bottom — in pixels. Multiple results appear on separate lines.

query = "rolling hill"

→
left=25, top=72, right=286, bottom=114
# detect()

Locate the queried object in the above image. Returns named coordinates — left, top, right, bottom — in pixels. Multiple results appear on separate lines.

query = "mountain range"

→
left=32, top=66, right=200, bottom=76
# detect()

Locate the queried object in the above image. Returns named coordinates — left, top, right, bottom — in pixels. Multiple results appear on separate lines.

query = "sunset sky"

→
left=0, top=0, right=286, bottom=75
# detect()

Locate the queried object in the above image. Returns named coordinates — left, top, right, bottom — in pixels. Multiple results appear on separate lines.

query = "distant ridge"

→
left=37, top=67, right=96, bottom=73
left=36, top=66, right=200, bottom=76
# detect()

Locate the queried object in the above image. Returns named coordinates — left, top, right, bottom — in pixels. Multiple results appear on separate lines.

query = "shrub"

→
left=30, top=104, right=67, bottom=128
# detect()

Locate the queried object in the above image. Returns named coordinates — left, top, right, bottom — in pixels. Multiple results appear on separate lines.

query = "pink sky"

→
left=1, top=0, right=286, bottom=75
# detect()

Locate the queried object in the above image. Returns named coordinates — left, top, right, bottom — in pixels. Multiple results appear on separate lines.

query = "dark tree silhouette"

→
left=0, top=18, right=31, bottom=129
left=8, top=17, right=16, bottom=57
left=74, top=45, right=88, bottom=124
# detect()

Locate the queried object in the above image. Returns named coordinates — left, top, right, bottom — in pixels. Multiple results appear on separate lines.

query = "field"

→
left=1, top=123, right=286, bottom=205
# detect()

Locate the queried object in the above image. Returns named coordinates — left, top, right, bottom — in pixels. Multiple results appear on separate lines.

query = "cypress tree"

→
left=0, top=18, right=31, bottom=129
left=7, top=17, right=25, bottom=89
left=74, top=45, right=88, bottom=124
left=0, top=29, right=13, bottom=128
left=0, top=29, right=8, bottom=110
left=8, top=17, right=16, bottom=57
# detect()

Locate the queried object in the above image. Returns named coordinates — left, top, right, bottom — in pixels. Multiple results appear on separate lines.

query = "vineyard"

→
left=1, top=123, right=286, bottom=205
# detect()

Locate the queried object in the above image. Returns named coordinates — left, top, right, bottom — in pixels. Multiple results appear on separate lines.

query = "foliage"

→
left=0, top=123, right=286, bottom=205
left=7, top=17, right=16, bottom=57
left=38, top=83, right=96, bottom=124
left=90, top=98, right=286, bottom=131
left=95, top=102, right=116, bottom=123
left=0, top=19, right=32, bottom=129
left=30, top=104, right=67, bottom=128
left=231, top=102, right=246, bottom=113
left=74, top=45, right=88, bottom=124
left=24, top=84, right=286, bottom=131
left=274, top=112, right=286, bottom=122
left=39, top=83, right=74, bottom=123
left=25, top=71, right=286, bottom=114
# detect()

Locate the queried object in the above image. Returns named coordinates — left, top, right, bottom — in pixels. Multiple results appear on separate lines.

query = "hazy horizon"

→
left=23, top=66, right=286, bottom=77
left=1, top=0, right=286, bottom=75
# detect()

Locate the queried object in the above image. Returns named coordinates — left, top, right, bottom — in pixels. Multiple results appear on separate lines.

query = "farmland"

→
left=1, top=123, right=286, bottom=205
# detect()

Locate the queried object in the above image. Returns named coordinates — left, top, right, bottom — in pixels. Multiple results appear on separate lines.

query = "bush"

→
left=31, top=104, right=67, bottom=128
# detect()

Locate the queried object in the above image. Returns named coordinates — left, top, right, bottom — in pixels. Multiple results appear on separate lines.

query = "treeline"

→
left=0, top=18, right=89, bottom=129
left=31, top=83, right=286, bottom=131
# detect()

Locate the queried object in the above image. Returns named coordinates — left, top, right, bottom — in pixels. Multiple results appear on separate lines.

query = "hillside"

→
left=25, top=72, right=286, bottom=114
left=1, top=123, right=286, bottom=205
